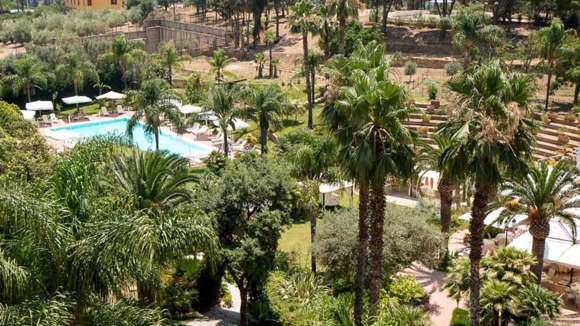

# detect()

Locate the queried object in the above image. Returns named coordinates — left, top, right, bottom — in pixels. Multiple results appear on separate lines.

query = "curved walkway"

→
left=184, top=284, right=241, bottom=326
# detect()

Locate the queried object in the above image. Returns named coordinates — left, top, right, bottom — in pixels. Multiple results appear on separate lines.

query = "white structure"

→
left=19, top=110, right=36, bottom=121
left=319, top=181, right=354, bottom=208
left=510, top=218, right=580, bottom=269
left=96, top=91, right=126, bottom=100
left=25, top=100, right=53, bottom=111
left=180, top=104, right=203, bottom=115
left=458, top=208, right=528, bottom=229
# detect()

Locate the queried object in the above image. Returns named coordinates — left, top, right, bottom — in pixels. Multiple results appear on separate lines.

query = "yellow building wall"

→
left=65, top=0, right=123, bottom=10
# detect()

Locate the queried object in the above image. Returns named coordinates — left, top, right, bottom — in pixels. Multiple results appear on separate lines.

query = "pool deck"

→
left=38, top=112, right=217, bottom=160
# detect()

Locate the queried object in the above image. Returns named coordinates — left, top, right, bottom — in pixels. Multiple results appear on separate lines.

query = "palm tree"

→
left=255, top=53, right=266, bottom=79
left=159, top=43, right=190, bottom=86
left=316, top=5, right=335, bottom=59
left=290, top=135, right=336, bottom=273
left=108, top=150, right=216, bottom=303
left=308, top=51, right=324, bottom=104
left=265, top=30, right=276, bottom=78
left=289, top=0, right=319, bottom=129
left=3, top=55, right=49, bottom=102
left=93, top=79, right=111, bottom=96
left=328, top=0, right=359, bottom=55
left=127, top=79, right=184, bottom=151
left=499, top=160, right=579, bottom=283
left=243, top=84, right=287, bottom=154
left=207, top=49, right=235, bottom=82
left=206, top=84, right=239, bottom=157
left=419, top=134, right=462, bottom=256
left=98, top=36, right=142, bottom=90
left=323, top=40, right=411, bottom=324
left=56, top=50, right=98, bottom=114
left=439, top=61, right=536, bottom=326
left=539, top=18, right=567, bottom=111
left=271, top=58, right=280, bottom=78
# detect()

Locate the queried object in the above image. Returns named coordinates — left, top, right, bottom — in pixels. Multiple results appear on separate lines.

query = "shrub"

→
left=314, top=206, right=440, bottom=283
left=450, top=307, right=469, bottom=326
left=222, top=290, right=233, bottom=308
left=427, top=82, right=438, bottom=100
left=388, top=275, right=426, bottom=306
left=444, top=62, right=462, bottom=76
left=404, top=61, right=417, bottom=80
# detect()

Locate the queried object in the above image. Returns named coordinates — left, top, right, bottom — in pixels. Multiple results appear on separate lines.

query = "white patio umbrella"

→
left=25, top=100, right=53, bottom=111
left=62, top=95, right=93, bottom=114
left=96, top=91, right=126, bottom=100
left=232, top=118, right=250, bottom=129
left=458, top=207, right=528, bottom=229
left=19, top=110, right=36, bottom=121
left=180, top=104, right=203, bottom=115
left=198, top=111, right=218, bottom=121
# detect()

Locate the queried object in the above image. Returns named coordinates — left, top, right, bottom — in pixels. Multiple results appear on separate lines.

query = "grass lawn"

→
left=57, top=103, right=101, bottom=120
left=279, top=221, right=311, bottom=269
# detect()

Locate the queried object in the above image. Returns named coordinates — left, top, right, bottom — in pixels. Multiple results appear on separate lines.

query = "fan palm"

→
left=243, top=84, right=287, bottom=154
left=327, top=0, right=359, bottom=55
left=499, top=160, right=579, bottom=283
left=316, top=5, right=335, bottom=58
left=538, top=18, right=567, bottom=111
left=439, top=61, right=536, bottom=326
left=3, top=55, right=49, bottom=102
left=289, top=0, right=319, bottom=129
left=255, top=53, right=266, bottom=79
left=323, top=40, right=410, bottom=324
left=207, top=49, right=235, bottom=82
left=159, top=43, right=190, bottom=86
left=419, top=134, right=463, bottom=255
left=126, top=79, right=185, bottom=151
left=205, top=84, right=239, bottom=157
left=265, top=30, right=276, bottom=78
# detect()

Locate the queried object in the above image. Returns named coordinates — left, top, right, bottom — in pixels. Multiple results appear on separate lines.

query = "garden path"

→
left=184, top=283, right=241, bottom=326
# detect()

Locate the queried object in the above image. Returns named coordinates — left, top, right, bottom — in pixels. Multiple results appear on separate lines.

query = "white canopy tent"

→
left=509, top=218, right=580, bottom=269
left=25, top=100, right=53, bottom=111
left=180, top=104, right=203, bottom=115
left=62, top=96, right=92, bottom=105
left=20, top=110, right=36, bottom=121
left=458, top=207, right=528, bottom=229
left=319, top=181, right=354, bottom=208
left=96, top=91, right=126, bottom=100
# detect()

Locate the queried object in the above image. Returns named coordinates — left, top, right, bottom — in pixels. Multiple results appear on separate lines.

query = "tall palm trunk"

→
left=469, top=182, right=491, bottom=326
left=302, top=30, right=313, bottom=129
left=154, top=127, right=160, bottom=151
left=368, top=179, right=386, bottom=316
left=338, top=8, right=346, bottom=55
left=438, top=174, right=453, bottom=255
left=137, top=281, right=156, bottom=305
left=529, top=216, right=550, bottom=283
left=354, top=181, right=369, bottom=326
left=168, top=65, right=173, bottom=86
left=269, top=46, right=273, bottom=78
left=574, top=82, right=579, bottom=104
left=223, top=127, right=229, bottom=157
left=26, top=84, right=32, bottom=103
left=259, top=115, right=269, bottom=153
left=239, top=286, right=248, bottom=326
left=544, top=58, right=553, bottom=111
left=310, top=180, right=317, bottom=273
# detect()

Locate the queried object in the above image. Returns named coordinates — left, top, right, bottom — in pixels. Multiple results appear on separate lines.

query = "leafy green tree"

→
left=539, top=18, right=568, bottom=111
left=555, top=33, right=580, bottom=104
left=207, top=48, right=235, bottom=82
left=205, top=84, right=239, bottom=157
left=2, top=55, right=49, bottom=102
left=127, top=79, right=185, bottom=151
left=242, top=83, right=288, bottom=154
left=159, top=43, right=190, bottom=86
left=439, top=61, right=537, bottom=326
left=197, top=154, right=298, bottom=326
left=185, top=72, right=206, bottom=104
left=56, top=50, right=98, bottom=97
left=498, top=160, right=579, bottom=283
left=289, top=0, right=318, bottom=129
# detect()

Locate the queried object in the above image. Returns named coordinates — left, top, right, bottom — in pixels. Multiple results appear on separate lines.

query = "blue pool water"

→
left=50, top=117, right=212, bottom=156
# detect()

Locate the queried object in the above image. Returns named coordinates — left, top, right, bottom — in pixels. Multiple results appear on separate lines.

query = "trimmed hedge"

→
left=450, top=307, right=469, bottom=326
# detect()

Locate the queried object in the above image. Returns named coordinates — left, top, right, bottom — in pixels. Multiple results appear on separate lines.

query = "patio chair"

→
left=49, top=113, right=58, bottom=124
left=186, top=123, right=201, bottom=133
left=100, top=107, right=110, bottom=116
left=116, top=105, right=125, bottom=115
left=40, top=115, right=52, bottom=126
left=232, top=139, right=247, bottom=151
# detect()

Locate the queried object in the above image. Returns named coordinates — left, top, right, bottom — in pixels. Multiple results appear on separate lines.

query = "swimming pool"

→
left=50, top=117, right=213, bottom=156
